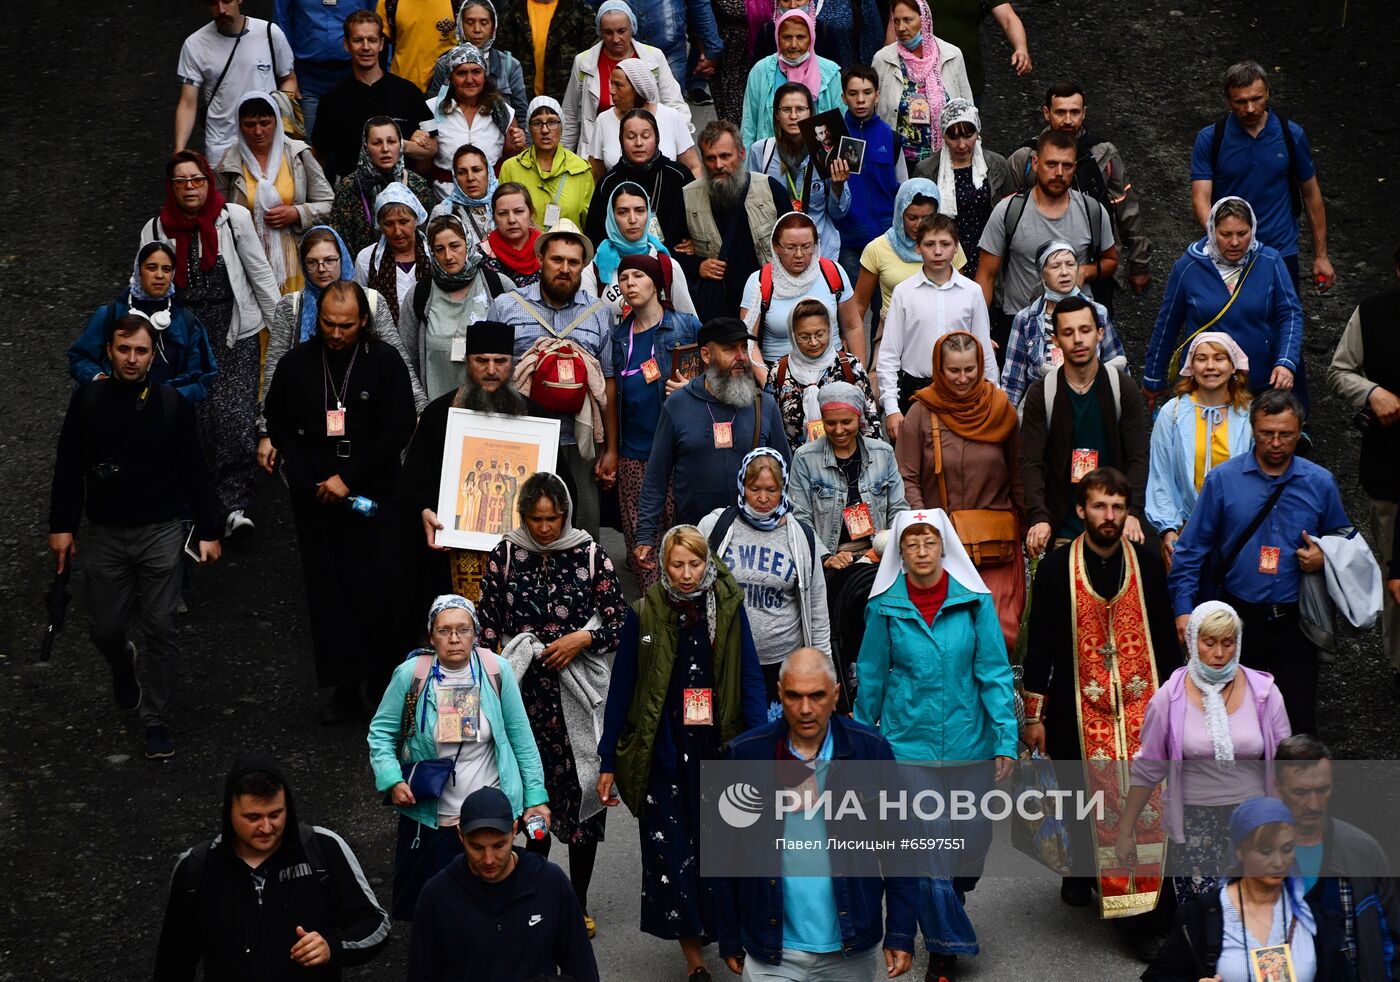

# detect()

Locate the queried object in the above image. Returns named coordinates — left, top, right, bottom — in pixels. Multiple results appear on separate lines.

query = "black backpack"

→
left=1209, top=109, right=1303, bottom=218
left=179, top=824, right=332, bottom=893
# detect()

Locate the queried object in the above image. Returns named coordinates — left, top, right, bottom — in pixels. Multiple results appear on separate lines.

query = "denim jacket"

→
left=610, top=308, right=700, bottom=382
left=789, top=435, right=909, bottom=554
left=716, top=715, right=919, bottom=964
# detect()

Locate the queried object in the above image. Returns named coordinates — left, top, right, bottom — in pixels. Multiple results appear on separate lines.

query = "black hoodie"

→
left=154, top=757, right=390, bottom=981
left=408, top=848, right=599, bottom=982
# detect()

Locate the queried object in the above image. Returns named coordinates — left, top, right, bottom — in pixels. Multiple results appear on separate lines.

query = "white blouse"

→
left=427, top=96, right=516, bottom=200
left=585, top=102, right=693, bottom=172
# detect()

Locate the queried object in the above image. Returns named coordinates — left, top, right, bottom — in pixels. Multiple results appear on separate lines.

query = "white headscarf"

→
left=1204, top=195, right=1261, bottom=270
left=869, top=508, right=989, bottom=599
left=235, top=90, right=289, bottom=288
left=935, top=98, right=986, bottom=219
left=743, top=212, right=823, bottom=337
left=784, top=296, right=837, bottom=427
left=1185, top=600, right=1244, bottom=763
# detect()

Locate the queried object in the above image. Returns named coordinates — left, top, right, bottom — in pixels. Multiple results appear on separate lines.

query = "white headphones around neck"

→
left=130, top=294, right=173, bottom=331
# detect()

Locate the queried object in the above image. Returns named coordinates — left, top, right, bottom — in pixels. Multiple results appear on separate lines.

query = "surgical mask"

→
left=899, top=31, right=922, bottom=50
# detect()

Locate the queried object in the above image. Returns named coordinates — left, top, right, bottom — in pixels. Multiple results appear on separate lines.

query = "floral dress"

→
left=952, top=165, right=993, bottom=278
left=896, top=71, right=935, bottom=169
left=477, top=540, right=628, bottom=844
left=763, top=352, right=883, bottom=448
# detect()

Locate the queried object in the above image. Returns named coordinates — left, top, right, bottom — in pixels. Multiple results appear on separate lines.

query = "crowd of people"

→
left=45, top=0, right=1400, bottom=980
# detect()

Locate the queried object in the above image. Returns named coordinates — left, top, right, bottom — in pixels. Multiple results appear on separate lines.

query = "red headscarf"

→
left=160, top=151, right=227, bottom=288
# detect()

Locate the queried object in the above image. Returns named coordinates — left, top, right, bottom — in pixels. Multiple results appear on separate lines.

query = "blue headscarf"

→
left=1226, top=795, right=1314, bottom=933
left=594, top=182, right=669, bottom=285
left=736, top=447, right=792, bottom=532
left=445, top=149, right=500, bottom=212
left=297, top=225, right=354, bottom=343
left=884, top=178, right=942, bottom=263
left=595, top=0, right=638, bottom=34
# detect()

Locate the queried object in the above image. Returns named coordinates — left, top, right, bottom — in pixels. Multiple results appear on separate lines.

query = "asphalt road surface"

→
left=2, top=1, right=1398, bottom=980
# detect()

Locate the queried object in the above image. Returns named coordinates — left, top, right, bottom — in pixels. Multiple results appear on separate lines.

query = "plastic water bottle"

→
left=347, top=495, right=379, bottom=518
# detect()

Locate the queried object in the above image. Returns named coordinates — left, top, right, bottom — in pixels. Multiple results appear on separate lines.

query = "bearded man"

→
left=395, top=320, right=538, bottom=627
left=677, top=119, right=791, bottom=323
left=1020, top=467, right=1179, bottom=954
left=632, top=317, right=790, bottom=573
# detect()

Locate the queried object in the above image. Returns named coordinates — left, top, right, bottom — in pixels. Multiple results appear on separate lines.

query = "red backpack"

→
left=513, top=296, right=606, bottom=414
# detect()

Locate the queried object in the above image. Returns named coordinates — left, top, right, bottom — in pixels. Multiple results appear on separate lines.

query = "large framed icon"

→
left=434, top=409, right=561, bottom=551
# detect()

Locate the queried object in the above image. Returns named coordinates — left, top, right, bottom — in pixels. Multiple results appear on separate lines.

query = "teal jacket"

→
left=368, top=649, right=549, bottom=830
left=740, top=56, right=845, bottom=148
left=854, top=573, right=1018, bottom=762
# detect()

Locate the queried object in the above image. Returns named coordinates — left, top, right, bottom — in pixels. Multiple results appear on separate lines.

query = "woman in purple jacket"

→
left=1116, top=600, right=1291, bottom=905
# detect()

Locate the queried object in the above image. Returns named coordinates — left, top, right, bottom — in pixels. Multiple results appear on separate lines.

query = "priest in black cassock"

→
left=264, top=280, right=417, bottom=723
left=1020, top=467, right=1179, bottom=943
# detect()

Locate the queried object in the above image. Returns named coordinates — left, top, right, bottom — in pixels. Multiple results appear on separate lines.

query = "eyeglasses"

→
left=530, top=118, right=561, bottom=130
left=170, top=176, right=208, bottom=188
left=305, top=257, right=341, bottom=270
left=775, top=243, right=815, bottom=256
left=776, top=106, right=809, bottom=117
left=793, top=332, right=829, bottom=344
left=1257, top=431, right=1300, bottom=445
left=433, top=626, right=474, bottom=639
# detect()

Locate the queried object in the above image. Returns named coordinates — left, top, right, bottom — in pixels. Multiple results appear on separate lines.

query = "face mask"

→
left=899, top=31, right=922, bottom=50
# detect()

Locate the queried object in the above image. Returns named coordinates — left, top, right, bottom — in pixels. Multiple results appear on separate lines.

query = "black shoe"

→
left=145, top=725, right=175, bottom=760
left=1128, top=927, right=1169, bottom=963
left=1392, top=670, right=1400, bottom=698
left=1060, top=878, right=1094, bottom=907
left=686, top=86, right=713, bottom=106
left=107, top=641, right=142, bottom=711
left=925, top=953, right=957, bottom=982
left=687, top=969, right=712, bottom=982
left=319, top=684, right=366, bottom=725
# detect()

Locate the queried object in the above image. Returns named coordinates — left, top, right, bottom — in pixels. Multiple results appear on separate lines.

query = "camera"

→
left=88, top=461, right=124, bottom=488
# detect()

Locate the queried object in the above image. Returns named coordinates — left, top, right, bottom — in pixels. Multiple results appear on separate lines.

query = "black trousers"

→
left=1224, top=595, right=1318, bottom=736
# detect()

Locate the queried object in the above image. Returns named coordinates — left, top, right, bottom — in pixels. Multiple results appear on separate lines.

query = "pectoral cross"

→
left=1098, top=638, right=1118, bottom=670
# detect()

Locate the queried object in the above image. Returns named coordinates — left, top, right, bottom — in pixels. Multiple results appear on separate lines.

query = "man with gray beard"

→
left=633, top=317, right=790, bottom=573
left=677, top=119, right=791, bottom=323
left=394, top=321, right=541, bottom=635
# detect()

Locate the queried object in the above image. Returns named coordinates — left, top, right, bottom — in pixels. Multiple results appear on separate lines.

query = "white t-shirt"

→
left=433, top=660, right=501, bottom=826
left=355, top=243, right=420, bottom=325
left=586, top=103, right=694, bottom=172
left=426, top=96, right=517, bottom=201
left=177, top=18, right=294, bottom=165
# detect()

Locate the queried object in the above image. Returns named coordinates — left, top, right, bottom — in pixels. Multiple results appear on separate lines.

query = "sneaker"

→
left=108, top=641, right=142, bottom=711
left=686, top=86, right=713, bottom=106
left=145, top=725, right=176, bottom=760
left=925, top=953, right=956, bottom=982
left=225, top=509, right=255, bottom=538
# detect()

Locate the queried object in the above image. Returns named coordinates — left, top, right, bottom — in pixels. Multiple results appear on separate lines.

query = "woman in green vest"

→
left=597, top=524, right=767, bottom=980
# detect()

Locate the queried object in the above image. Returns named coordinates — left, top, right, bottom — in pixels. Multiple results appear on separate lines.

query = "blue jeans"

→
left=741, top=945, right=882, bottom=980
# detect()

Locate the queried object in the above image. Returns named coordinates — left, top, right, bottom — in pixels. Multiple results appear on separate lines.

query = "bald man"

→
left=716, top=648, right=918, bottom=980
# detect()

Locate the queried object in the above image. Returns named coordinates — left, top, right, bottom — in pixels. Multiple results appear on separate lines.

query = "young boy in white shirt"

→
left=877, top=214, right=998, bottom=441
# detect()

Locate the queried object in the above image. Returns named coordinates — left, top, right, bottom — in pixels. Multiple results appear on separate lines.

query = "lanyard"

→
left=619, top=321, right=658, bottom=376
left=704, top=401, right=736, bottom=428
left=321, top=343, right=361, bottom=412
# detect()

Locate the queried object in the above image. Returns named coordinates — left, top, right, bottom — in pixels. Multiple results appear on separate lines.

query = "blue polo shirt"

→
left=1166, top=452, right=1350, bottom=617
left=1190, top=111, right=1317, bottom=258
left=782, top=726, right=841, bottom=953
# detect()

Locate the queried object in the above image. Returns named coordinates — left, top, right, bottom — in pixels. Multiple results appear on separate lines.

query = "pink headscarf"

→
left=774, top=8, right=821, bottom=98
left=896, top=0, right=946, bottom=150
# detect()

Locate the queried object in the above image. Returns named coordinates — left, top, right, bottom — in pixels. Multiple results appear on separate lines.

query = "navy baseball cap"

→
left=460, top=787, right=515, bottom=834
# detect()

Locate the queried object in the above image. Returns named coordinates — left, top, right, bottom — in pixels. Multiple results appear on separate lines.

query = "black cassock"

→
left=265, top=336, right=416, bottom=689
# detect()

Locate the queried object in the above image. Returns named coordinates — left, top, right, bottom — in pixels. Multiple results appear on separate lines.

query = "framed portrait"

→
left=798, top=109, right=848, bottom=179
left=836, top=135, right=866, bottom=175
left=434, top=409, right=561, bottom=551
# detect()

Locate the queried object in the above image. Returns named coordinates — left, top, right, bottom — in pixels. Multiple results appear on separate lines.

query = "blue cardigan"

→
left=1143, top=239, right=1303, bottom=395
left=740, top=56, right=844, bottom=148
